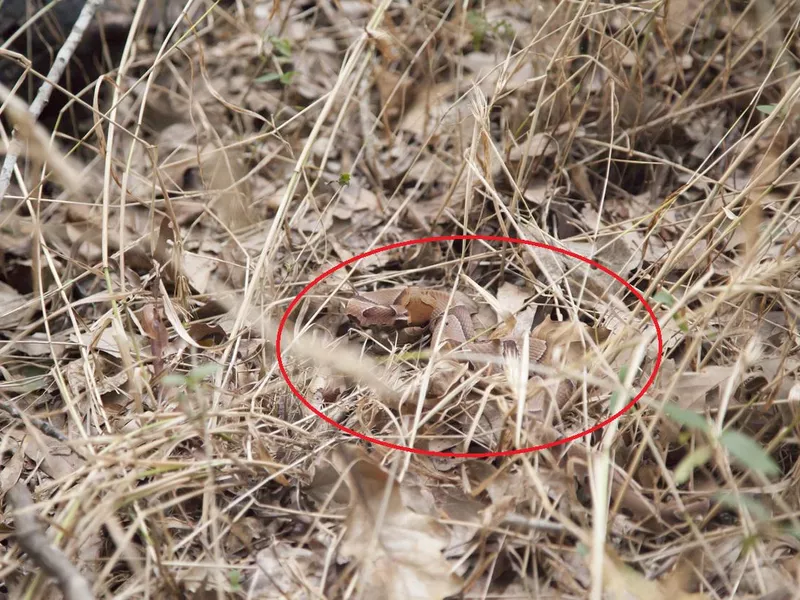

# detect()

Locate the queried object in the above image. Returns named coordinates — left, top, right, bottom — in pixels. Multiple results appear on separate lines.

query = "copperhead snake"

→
left=345, top=286, right=577, bottom=404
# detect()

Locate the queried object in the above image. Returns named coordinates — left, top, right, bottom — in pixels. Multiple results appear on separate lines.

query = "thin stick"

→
left=0, top=0, right=106, bottom=202
left=8, top=483, right=95, bottom=600
left=0, top=397, right=68, bottom=442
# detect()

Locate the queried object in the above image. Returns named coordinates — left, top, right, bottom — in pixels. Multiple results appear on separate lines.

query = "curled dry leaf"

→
left=186, top=322, right=227, bottom=347
left=569, top=164, right=597, bottom=204
left=333, top=445, right=462, bottom=600
left=141, top=303, right=169, bottom=376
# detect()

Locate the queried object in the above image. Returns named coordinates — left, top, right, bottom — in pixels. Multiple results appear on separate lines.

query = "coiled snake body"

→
left=346, top=286, right=547, bottom=368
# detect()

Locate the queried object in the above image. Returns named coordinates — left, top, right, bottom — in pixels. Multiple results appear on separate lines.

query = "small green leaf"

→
left=609, top=366, right=631, bottom=412
left=674, top=446, right=712, bottom=484
left=20, top=365, right=49, bottom=377
left=338, top=172, right=351, bottom=185
left=186, top=362, right=221, bottom=383
left=161, top=373, right=187, bottom=387
left=467, top=11, right=489, bottom=50
left=756, top=104, right=776, bottom=115
left=229, top=569, right=242, bottom=591
left=255, top=72, right=281, bottom=83
left=663, top=402, right=709, bottom=432
left=719, top=430, right=780, bottom=477
left=741, top=534, right=760, bottom=554
left=676, top=316, right=689, bottom=332
left=255, top=71, right=295, bottom=86
left=270, top=36, right=292, bottom=57
left=652, top=289, right=676, bottom=307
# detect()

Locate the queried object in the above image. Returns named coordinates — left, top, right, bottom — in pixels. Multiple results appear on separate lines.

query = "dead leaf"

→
left=375, top=66, right=413, bottom=119
left=663, top=0, right=706, bottom=38
left=495, top=282, right=529, bottom=319
left=0, top=440, right=24, bottom=496
left=186, top=322, right=227, bottom=347
left=65, top=358, right=129, bottom=398
left=130, top=123, right=252, bottom=231
left=569, top=164, right=597, bottom=203
left=398, top=80, right=472, bottom=141
left=370, top=28, right=401, bottom=63
left=567, top=232, right=644, bottom=279
left=0, top=281, right=27, bottom=330
left=9, top=431, right=81, bottom=481
left=602, top=549, right=711, bottom=599
left=333, top=445, right=462, bottom=600
left=668, top=366, right=736, bottom=409
left=531, top=317, right=593, bottom=367
left=15, top=332, right=68, bottom=357
left=508, top=122, right=579, bottom=162
left=248, top=542, right=324, bottom=598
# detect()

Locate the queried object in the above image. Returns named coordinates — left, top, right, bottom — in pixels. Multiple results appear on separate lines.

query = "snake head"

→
left=346, top=296, right=410, bottom=330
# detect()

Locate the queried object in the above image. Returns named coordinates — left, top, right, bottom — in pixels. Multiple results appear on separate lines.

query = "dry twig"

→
left=0, top=395, right=68, bottom=442
left=0, top=0, right=106, bottom=201
left=8, top=482, right=94, bottom=600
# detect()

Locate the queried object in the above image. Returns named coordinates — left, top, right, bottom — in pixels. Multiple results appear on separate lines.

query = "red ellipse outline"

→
left=276, top=235, right=663, bottom=458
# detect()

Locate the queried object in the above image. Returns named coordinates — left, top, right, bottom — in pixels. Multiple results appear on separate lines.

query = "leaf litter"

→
left=0, top=0, right=799, bottom=598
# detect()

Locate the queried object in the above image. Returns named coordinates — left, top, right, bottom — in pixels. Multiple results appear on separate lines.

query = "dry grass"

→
left=1, top=0, right=800, bottom=598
